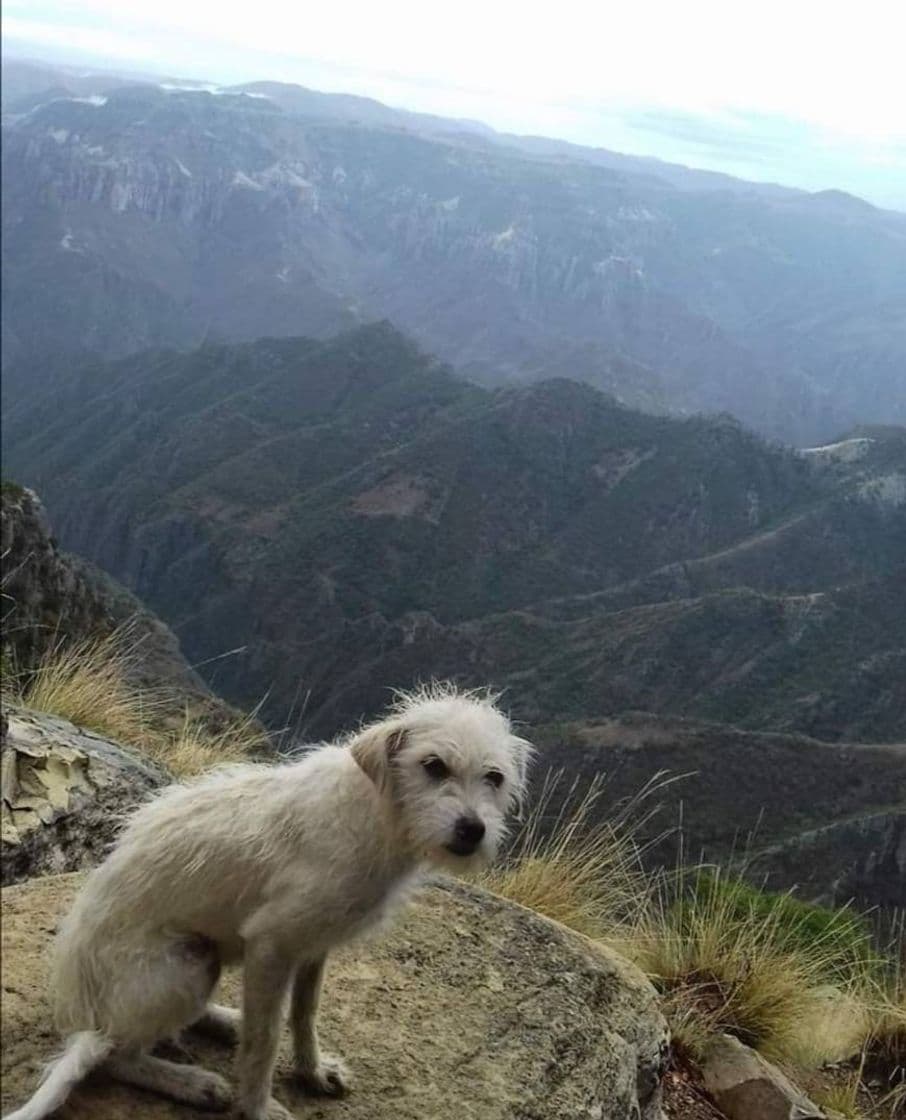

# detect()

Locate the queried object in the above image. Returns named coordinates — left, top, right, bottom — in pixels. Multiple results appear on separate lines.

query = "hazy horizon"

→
left=3, top=0, right=905, bottom=210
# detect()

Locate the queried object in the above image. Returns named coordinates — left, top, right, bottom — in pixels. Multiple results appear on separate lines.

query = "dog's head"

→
left=350, top=684, right=532, bottom=870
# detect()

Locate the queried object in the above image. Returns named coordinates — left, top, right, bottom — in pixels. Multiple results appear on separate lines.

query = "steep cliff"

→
left=0, top=484, right=239, bottom=730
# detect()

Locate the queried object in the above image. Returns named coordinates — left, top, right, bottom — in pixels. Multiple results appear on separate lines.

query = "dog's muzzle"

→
left=445, top=815, right=486, bottom=856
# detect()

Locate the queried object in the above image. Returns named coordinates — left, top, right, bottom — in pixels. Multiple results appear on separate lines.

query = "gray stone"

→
left=700, top=1033, right=825, bottom=1120
left=1, top=707, right=168, bottom=885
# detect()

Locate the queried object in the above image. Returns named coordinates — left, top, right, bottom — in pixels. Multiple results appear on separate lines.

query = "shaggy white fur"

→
left=4, top=685, right=531, bottom=1120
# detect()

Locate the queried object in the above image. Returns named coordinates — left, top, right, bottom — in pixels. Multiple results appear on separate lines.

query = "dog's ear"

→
left=350, top=722, right=407, bottom=793
left=509, top=736, right=534, bottom=821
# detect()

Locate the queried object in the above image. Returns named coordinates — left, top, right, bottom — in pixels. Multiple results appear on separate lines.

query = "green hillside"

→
left=5, top=324, right=903, bottom=746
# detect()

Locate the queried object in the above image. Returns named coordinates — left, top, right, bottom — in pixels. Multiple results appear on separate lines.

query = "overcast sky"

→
left=4, top=0, right=905, bottom=208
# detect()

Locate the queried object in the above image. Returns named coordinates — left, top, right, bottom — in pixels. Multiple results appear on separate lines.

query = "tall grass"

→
left=478, top=770, right=663, bottom=940
left=479, top=772, right=885, bottom=1073
left=4, top=627, right=267, bottom=776
left=5, top=627, right=162, bottom=746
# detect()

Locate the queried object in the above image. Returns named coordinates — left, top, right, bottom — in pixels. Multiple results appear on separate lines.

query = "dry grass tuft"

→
left=5, top=627, right=267, bottom=777
left=145, top=709, right=269, bottom=777
left=478, top=770, right=660, bottom=940
left=621, top=868, right=875, bottom=1066
left=5, top=627, right=161, bottom=745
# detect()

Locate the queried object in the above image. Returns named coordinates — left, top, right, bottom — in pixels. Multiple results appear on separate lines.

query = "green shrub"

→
left=679, top=871, right=877, bottom=982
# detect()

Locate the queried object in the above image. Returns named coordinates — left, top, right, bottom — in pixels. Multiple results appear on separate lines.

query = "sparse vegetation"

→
left=813, top=1059, right=868, bottom=1119
left=4, top=628, right=267, bottom=777
left=624, top=867, right=874, bottom=1067
left=143, top=708, right=268, bottom=777
left=863, top=944, right=906, bottom=1111
left=482, top=774, right=905, bottom=1117
left=5, top=628, right=158, bottom=746
left=1, top=480, right=26, bottom=500
left=479, top=771, right=656, bottom=940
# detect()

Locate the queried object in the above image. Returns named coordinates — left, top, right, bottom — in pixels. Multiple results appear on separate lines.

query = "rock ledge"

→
left=1, top=871, right=668, bottom=1119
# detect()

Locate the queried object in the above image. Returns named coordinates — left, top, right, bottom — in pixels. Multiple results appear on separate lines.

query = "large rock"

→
left=1, top=707, right=167, bottom=885
left=1, top=872, right=669, bottom=1120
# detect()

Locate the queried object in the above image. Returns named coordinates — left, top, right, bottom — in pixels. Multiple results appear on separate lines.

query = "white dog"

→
left=5, top=685, right=531, bottom=1120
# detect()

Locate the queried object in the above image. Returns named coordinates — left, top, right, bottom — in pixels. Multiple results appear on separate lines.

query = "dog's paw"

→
left=294, top=1054, right=351, bottom=1097
left=234, top=1099, right=296, bottom=1120
left=191, top=1070, right=232, bottom=1111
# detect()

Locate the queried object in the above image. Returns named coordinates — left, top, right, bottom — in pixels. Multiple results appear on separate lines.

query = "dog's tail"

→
left=3, top=1030, right=113, bottom=1120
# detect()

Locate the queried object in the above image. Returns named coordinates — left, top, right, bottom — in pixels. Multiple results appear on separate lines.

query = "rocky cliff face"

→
left=1, top=706, right=168, bottom=886
left=4, top=79, right=905, bottom=442
left=0, top=484, right=239, bottom=730
left=1, top=484, right=110, bottom=672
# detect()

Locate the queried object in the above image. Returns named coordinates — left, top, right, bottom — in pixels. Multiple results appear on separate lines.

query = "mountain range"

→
left=3, top=59, right=905, bottom=444
left=5, top=324, right=904, bottom=744
left=5, top=322, right=904, bottom=905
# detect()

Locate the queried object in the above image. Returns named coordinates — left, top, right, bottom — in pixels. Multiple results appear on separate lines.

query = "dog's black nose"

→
left=454, top=816, right=486, bottom=847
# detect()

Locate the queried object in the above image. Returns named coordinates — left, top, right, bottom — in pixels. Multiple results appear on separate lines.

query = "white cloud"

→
left=4, top=0, right=905, bottom=206
left=5, top=0, right=906, bottom=136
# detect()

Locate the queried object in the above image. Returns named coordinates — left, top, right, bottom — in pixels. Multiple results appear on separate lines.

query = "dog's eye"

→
left=422, top=757, right=449, bottom=781
left=485, top=770, right=504, bottom=789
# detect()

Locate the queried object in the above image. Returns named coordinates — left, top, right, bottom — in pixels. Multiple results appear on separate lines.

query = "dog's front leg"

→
left=290, top=956, right=350, bottom=1096
left=236, top=938, right=295, bottom=1120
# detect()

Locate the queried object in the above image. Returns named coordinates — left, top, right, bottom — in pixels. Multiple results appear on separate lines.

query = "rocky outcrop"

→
left=0, top=707, right=167, bottom=885
left=0, top=485, right=246, bottom=733
left=0, top=484, right=110, bottom=674
left=1, top=871, right=669, bottom=1120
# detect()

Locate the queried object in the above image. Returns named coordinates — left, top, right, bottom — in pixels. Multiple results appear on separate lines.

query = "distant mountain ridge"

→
left=3, top=60, right=905, bottom=442
left=5, top=324, right=904, bottom=744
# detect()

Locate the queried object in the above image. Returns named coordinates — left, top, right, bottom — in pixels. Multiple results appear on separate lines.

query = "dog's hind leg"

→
left=103, top=932, right=227, bottom=1105
left=106, top=1052, right=232, bottom=1111
left=290, top=957, right=349, bottom=1096
left=3, top=1032, right=113, bottom=1120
